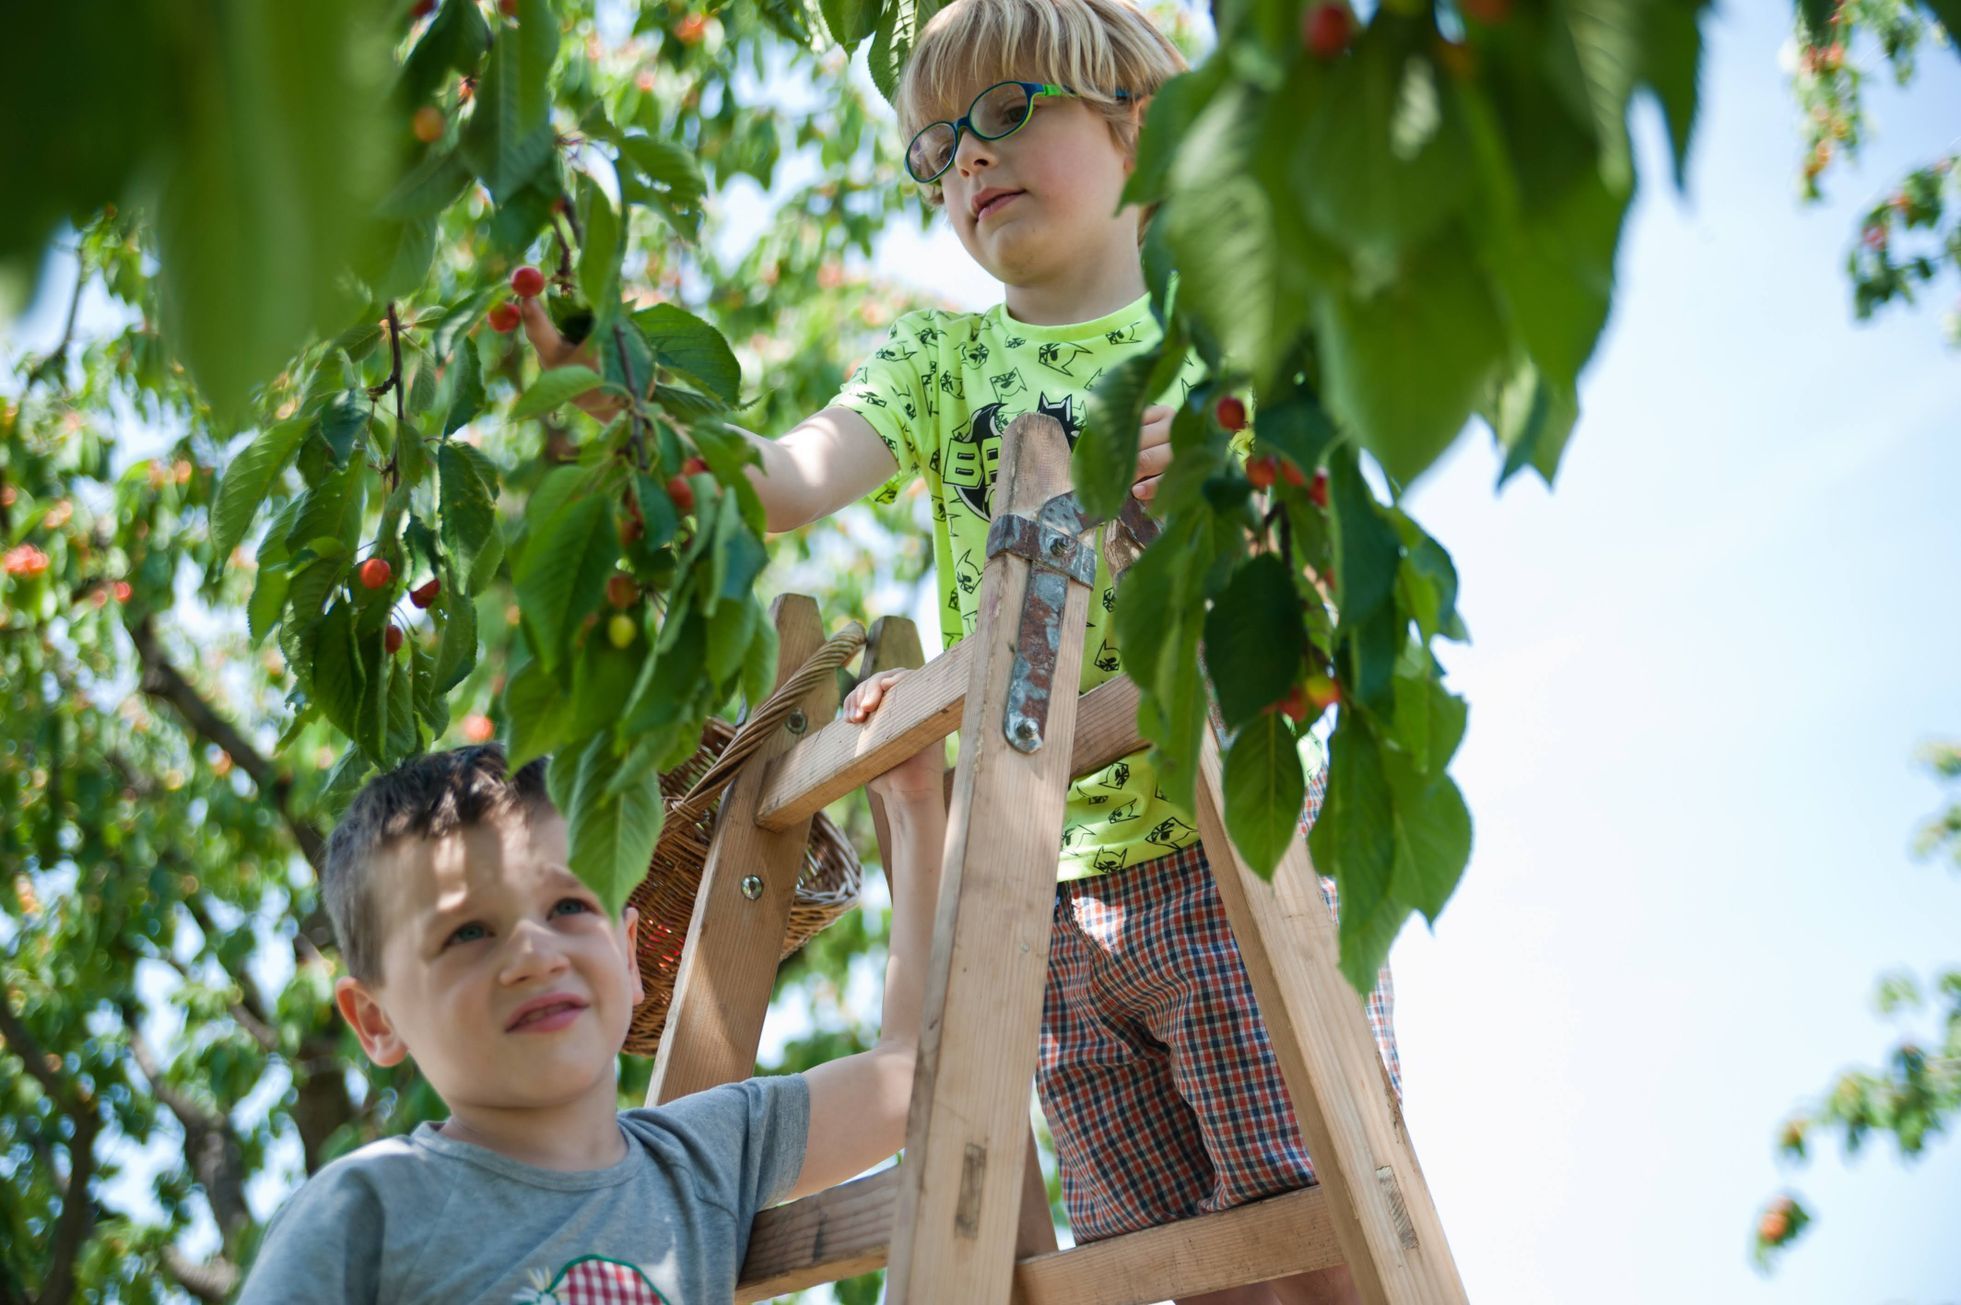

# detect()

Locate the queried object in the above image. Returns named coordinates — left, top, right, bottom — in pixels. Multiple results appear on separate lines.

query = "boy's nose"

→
left=953, top=127, right=996, bottom=178
left=499, top=919, right=570, bottom=982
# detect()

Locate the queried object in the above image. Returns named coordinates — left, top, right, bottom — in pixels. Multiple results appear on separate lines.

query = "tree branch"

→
left=126, top=614, right=327, bottom=878
left=0, top=992, right=99, bottom=1305
left=22, top=252, right=87, bottom=394
left=120, top=1010, right=254, bottom=1249
left=160, top=1247, right=239, bottom=1305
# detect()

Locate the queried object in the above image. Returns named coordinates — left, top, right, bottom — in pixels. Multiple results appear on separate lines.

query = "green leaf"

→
left=1638, top=0, right=1708, bottom=191
left=1223, top=713, right=1307, bottom=879
left=247, top=564, right=291, bottom=647
left=1290, top=27, right=1474, bottom=262
left=630, top=304, right=742, bottom=406
left=438, top=441, right=498, bottom=577
left=459, top=0, right=558, bottom=200
left=432, top=567, right=478, bottom=693
left=152, top=0, right=385, bottom=416
left=1204, top=554, right=1304, bottom=730
left=819, top=0, right=879, bottom=47
left=512, top=491, right=614, bottom=675
left=868, top=0, right=947, bottom=104
left=312, top=600, right=365, bottom=741
left=1326, top=452, right=1402, bottom=630
left=397, top=0, right=491, bottom=109
left=316, top=392, right=367, bottom=468
left=618, top=134, right=707, bottom=207
left=1548, top=0, right=1642, bottom=190
left=1161, top=86, right=1295, bottom=388
left=564, top=734, right=664, bottom=918
left=1121, top=62, right=1229, bottom=210
left=1308, top=716, right=1400, bottom=990
left=375, top=148, right=473, bottom=221
left=210, top=419, right=308, bottom=560
left=443, top=342, right=485, bottom=436
left=1486, top=355, right=1580, bottom=488
left=1313, top=230, right=1506, bottom=485
left=1384, top=763, right=1472, bottom=924
left=504, top=656, right=576, bottom=769
left=510, top=365, right=605, bottom=420
left=578, top=170, right=622, bottom=315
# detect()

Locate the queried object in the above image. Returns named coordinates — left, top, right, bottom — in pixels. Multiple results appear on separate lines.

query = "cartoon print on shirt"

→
left=1091, top=847, right=1130, bottom=874
left=1091, top=637, right=1120, bottom=674
left=989, top=368, right=1028, bottom=402
left=942, top=395, right=1082, bottom=520
left=1036, top=341, right=1094, bottom=377
left=1095, top=761, right=1130, bottom=791
left=954, top=550, right=981, bottom=596
left=961, top=340, right=989, bottom=369
left=915, top=324, right=945, bottom=349
left=1106, top=798, right=1140, bottom=824
left=874, top=340, right=919, bottom=365
left=1104, top=321, right=1143, bottom=346
left=1101, top=587, right=1116, bottom=613
left=939, top=369, right=965, bottom=401
left=1146, top=816, right=1199, bottom=850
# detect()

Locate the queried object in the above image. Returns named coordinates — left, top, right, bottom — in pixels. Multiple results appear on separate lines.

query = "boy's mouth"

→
left=505, top=994, right=589, bottom=1032
left=972, top=188, right=1023, bottom=222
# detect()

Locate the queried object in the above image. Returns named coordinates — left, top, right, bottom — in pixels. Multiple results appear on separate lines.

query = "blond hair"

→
left=897, top=0, right=1188, bottom=211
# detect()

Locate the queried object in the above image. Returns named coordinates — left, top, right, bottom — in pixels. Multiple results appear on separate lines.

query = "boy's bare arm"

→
left=518, top=299, right=895, bottom=533
left=784, top=671, right=944, bottom=1201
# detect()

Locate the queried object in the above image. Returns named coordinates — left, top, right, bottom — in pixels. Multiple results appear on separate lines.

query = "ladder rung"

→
left=736, top=1170, right=1337, bottom=1304
left=751, top=650, right=1142, bottom=833
left=738, top=1167, right=900, bottom=1300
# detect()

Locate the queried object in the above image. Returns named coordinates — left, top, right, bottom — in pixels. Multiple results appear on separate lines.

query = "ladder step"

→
left=736, top=1171, right=1338, bottom=1304
left=752, top=661, right=1142, bottom=833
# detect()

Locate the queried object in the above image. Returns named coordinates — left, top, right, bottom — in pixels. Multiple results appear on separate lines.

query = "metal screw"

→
left=1048, top=536, right=1067, bottom=557
left=740, top=874, right=764, bottom=900
left=1014, top=719, right=1037, bottom=742
left=786, top=709, right=807, bottom=735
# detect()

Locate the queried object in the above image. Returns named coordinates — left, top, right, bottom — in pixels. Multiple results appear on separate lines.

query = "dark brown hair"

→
left=321, top=745, right=551, bottom=983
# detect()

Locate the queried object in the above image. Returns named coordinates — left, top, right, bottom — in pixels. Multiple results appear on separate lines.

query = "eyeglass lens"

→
left=908, top=82, right=1036, bottom=182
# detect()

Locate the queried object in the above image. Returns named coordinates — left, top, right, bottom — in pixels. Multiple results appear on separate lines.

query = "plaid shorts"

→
left=1036, top=769, right=1402, bottom=1242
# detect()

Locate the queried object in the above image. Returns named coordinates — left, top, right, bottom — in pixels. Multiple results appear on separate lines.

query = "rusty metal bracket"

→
left=986, top=490, right=1157, bottom=754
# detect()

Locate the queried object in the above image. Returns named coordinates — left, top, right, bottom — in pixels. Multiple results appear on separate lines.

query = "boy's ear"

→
left=334, top=975, right=410, bottom=1067
left=621, top=906, right=644, bottom=1006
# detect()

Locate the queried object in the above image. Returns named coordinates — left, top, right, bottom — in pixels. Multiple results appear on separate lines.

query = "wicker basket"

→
left=623, top=626, right=867, bottom=1056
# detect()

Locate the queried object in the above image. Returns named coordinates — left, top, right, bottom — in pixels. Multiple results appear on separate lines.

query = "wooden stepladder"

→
left=646, top=415, right=1465, bottom=1304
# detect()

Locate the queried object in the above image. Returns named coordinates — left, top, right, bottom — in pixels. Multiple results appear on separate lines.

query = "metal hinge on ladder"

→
left=985, top=493, right=1159, bottom=754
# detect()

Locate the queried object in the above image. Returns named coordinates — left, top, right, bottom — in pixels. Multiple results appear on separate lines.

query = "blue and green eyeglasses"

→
left=905, top=80, right=1132, bottom=185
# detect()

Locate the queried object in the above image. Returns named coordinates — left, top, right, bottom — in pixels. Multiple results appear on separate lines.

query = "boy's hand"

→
left=517, top=298, right=626, bottom=423
left=1131, top=404, right=1174, bottom=502
left=845, top=669, right=944, bottom=801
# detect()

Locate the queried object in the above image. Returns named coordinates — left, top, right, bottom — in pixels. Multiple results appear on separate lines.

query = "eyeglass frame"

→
left=905, top=79, right=1134, bottom=185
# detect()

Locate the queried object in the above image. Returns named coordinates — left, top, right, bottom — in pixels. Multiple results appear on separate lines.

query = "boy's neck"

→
left=435, top=1073, right=627, bottom=1172
left=1001, top=259, right=1147, bottom=328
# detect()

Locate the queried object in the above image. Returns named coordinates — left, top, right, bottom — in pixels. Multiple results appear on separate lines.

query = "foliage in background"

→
left=1788, top=0, right=1961, bottom=343
left=1747, top=0, right=1958, bottom=1271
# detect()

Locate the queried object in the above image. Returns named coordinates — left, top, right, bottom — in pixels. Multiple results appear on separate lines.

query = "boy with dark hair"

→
left=240, top=698, right=943, bottom=1302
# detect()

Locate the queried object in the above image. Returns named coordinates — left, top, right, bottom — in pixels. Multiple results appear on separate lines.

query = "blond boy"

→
left=524, top=4, right=1399, bottom=1300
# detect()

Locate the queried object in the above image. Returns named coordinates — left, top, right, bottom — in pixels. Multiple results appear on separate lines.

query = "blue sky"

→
left=869, top=3, right=1961, bottom=1301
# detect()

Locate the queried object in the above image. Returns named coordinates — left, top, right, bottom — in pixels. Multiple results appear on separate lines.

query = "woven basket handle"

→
left=667, top=621, right=867, bottom=823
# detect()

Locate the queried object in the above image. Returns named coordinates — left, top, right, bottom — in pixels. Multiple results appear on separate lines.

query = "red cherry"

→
left=1246, top=455, right=1278, bottom=490
left=1307, top=470, right=1330, bottom=510
left=668, top=475, right=695, bottom=514
left=619, top=514, right=645, bottom=546
left=510, top=265, right=546, bottom=299
left=384, top=623, right=405, bottom=655
left=410, top=0, right=436, bottom=17
left=1280, top=458, right=1308, bottom=489
left=1302, top=3, right=1354, bottom=60
left=1277, top=684, right=1310, bottom=723
left=409, top=578, right=442, bottom=608
left=1305, top=674, right=1341, bottom=710
left=499, top=0, right=517, bottom=14
left=358, top=557, right=393, bottom=590
left=112, top=580, right=133, bottom=603
left=1215, top=395, right=1248, bottom=432
left=681, top=455, right=709, bottom=476
left=487, top=302, right=521, bottom=332
left=675, top=12, right=708, bottom=43
left=605, top=573, right=638, bottom=609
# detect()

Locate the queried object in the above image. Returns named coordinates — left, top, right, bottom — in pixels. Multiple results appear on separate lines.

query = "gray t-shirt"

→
left=239, top=1075, right=809, bottom=1304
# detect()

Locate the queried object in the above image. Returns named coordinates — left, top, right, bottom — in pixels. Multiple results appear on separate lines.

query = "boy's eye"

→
left=445, top=921, right=487, bottom=948
left=551, top=897, right=593, bottom=918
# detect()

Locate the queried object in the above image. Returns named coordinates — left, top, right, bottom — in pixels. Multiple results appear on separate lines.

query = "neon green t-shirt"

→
left=831, top=291, right=1206, bottom=880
